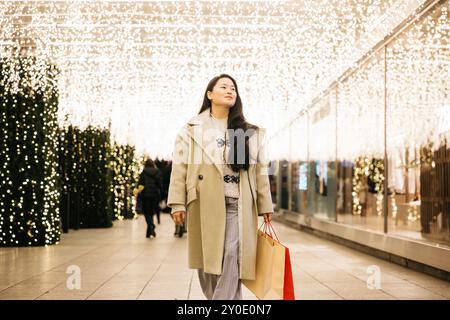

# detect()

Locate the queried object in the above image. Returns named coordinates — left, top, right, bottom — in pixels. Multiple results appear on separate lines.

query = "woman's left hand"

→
left=262, top=212, right=273, bottom=223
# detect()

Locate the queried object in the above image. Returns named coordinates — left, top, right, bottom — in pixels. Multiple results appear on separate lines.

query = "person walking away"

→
left=134, top=159, right=163, bottom=238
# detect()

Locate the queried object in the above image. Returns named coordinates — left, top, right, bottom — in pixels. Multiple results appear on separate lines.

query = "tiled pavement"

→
left=0, top=213, right=449, bottom=300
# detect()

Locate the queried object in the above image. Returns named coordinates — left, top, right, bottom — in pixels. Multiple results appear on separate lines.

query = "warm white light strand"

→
left=0, top=0, right=435, bottom=159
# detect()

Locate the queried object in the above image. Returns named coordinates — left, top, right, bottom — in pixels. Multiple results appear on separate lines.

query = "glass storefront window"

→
left=270, top=128, right=290, bottom=210
left=270, top=1, right=449, bottom=246
left=290, top=117, right=308, bottom=214
left=269, top=160, right=278, bottom=207
left=386, top=1, right=450, bottom=244
left=307, top=91, right=337, bottom=221
left=279, top=159, right=289, bottom=210
left=336, top=51, right=385, bottom=232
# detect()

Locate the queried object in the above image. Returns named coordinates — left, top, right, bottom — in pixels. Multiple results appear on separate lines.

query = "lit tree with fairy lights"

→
left=0, top=56, right=61, bottom=246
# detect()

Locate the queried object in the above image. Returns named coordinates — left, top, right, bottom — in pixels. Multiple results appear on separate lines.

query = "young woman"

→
left=167, top=74, right=273, bottom=300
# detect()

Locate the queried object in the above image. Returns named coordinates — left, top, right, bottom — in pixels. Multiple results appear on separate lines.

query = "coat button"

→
left=198, top=174, right=203, bottom=180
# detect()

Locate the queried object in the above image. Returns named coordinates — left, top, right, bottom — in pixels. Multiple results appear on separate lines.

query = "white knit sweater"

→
left=209, top=114, right=240, bottom=199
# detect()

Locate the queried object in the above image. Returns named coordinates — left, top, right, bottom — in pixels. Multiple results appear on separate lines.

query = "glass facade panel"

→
left=336, top=51, right=385, bottom=232
left=268, top=1, right=449, bottom=246
left=278, top=159, right=290, bottom=210
left=307, top=91, right=337, bottom=221
left=386, top=2, right=450, bottom=243
left=269, top=160, right=278, bottom=207
left=290, top=117, right=308, bottom=214
left=271, top=129, right=290, bottom=210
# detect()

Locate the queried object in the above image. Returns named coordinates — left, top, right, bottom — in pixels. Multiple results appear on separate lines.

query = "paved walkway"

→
left=0, top=213, right=449, bottom=300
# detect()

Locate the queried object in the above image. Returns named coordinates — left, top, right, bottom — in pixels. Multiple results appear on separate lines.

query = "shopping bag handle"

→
left=266, top=221, right=280, bottom=242
left=259, top=221, right=280, bottom=242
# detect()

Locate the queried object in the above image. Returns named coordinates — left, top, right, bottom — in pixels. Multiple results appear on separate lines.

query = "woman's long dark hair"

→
left=198, top=74, right=258, bottom=172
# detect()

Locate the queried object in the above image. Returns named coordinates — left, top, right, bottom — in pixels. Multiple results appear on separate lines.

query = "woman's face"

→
left=207, top=77, right=237, bottom=108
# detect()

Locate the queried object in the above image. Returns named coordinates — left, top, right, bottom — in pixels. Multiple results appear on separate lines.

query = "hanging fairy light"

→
left=278, top=2, right=448, bottom=169
left=0, top=0, right=425, bottom=159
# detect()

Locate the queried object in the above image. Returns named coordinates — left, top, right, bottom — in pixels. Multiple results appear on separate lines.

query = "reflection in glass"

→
left=280, top=160, right=289, bottom=210
left=307, top=90, right=337, bottom=221
left=270, top=1, right=449, bottom=245
left=336, top=49, right=385, bottom=231
left=387, top=1, right=449, bottom=243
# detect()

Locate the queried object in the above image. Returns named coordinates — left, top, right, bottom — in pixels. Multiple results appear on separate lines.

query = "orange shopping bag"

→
left=242, top=222, right=295, bottom=300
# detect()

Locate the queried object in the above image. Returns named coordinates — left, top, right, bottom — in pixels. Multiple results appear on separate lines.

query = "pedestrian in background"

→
left=134, top=158, right=163, bottom=238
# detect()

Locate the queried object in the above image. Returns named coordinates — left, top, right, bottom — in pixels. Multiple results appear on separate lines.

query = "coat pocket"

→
left=186, top=187, right=197, bottom=207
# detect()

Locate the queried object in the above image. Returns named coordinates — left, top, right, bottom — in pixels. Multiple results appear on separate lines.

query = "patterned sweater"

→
left=209, top=113, right=240, bottom=199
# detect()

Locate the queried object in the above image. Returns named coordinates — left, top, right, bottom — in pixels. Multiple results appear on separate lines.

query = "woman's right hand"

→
left=172, top=211, right=186, bottom=225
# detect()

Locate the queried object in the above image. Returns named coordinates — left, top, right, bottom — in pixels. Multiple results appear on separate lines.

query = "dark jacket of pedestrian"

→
left=138, top=166, right=163, bottom=200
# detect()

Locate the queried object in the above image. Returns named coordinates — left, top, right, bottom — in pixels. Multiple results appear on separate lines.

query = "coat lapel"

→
left=187, top=108, right=223, bottom=175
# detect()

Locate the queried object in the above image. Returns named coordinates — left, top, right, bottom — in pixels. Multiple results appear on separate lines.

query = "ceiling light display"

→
left=0, top=0, right=428, bottom=158
left=268, top=0, right=448, bottom=164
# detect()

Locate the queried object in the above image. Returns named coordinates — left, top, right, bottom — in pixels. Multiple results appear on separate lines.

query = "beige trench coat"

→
left=167, top=108, right=273, bottom=280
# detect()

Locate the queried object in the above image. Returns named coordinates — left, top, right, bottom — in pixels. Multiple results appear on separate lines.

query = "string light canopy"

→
left=268, top=0, right=449, bottom=162
left=0, top=0, right=427, bottom=158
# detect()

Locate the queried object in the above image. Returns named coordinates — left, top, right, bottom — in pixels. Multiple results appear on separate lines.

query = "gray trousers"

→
left=198, top=197, right=242, bottom=300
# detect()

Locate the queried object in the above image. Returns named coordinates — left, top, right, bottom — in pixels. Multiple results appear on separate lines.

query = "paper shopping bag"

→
left=242, top=223, right=295, bottom=300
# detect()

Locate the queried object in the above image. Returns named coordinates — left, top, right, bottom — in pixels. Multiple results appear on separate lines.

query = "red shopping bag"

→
left=242, top=222, right=295, bottom=300
left=283, top=242, right=295, bottom=300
